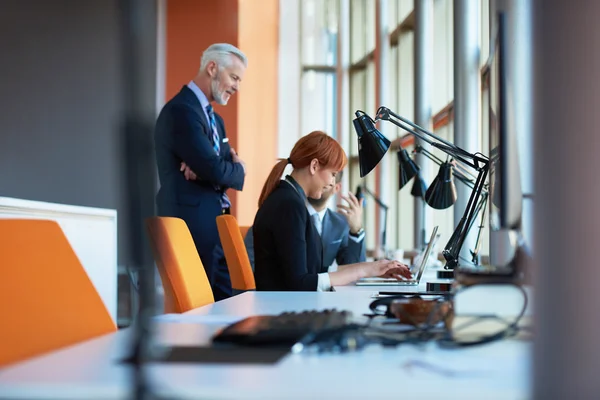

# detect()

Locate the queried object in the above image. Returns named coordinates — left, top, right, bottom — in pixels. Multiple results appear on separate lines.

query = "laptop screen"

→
left=412, top=226, right=440, bottom=283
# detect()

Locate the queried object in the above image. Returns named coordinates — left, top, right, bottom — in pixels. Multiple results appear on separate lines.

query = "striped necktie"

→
left=206, top=104, right=220, bottom=154
left=205, top=104, right=231, bottom=209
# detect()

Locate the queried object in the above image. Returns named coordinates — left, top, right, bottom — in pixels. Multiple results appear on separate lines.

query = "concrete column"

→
left=413, top=0, right=434, bottom=249
left=453, top=0, right=480, bottom=264
left=532, top=0, right=600, bottom=398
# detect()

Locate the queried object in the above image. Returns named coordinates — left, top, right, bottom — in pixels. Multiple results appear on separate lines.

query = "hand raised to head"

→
left=337, top=192, right=364, bottom=234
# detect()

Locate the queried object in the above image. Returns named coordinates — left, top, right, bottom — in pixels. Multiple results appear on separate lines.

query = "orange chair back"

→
left=0, top=219, right=116, bottom=367
left=216, top=215, right=256, bottom=291
left=239, top=225, right=251, bottom=239
left=145, top=217, right=214, bottom=313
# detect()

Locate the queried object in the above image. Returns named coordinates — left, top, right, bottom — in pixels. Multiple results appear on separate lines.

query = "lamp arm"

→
left=358, top=106, right=491, bottom=269
left=469, top=192, right=489, bottom=265
left=360, top=186, right=389, bottom=210
left=416, top=144, right=489, bottom=266
left=414, top=145, right=489, bottom=194
left=376, top=106, right=478, bottom=160
left=442, top=166, right=489, bottom=269
left=378, top=114, right=484, bottom=171
left=452, top=158, right=480, bottom=182
left=414, top=144, right=445, bottom=165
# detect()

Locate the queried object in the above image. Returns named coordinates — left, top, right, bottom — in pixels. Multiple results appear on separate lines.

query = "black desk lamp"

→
left=425, top=162, right=457, bottom=210
left=411, top=173, right=428, bottom=198
left=353, top=106, right=489, bottom=270
left=397, top=148, right=420, bottom=189
left=353, top=115, right=391, bottom=178
left=413, top=145, right=489, bottom=265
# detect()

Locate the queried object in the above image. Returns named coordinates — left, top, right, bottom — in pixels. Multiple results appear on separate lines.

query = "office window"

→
left=432, top=0, right=453, bottom=112
left=386, top=43, right=399, bottom=249
left=480, top=0, right=490, bottom=68
left=295, top=0, right=492, bottom=257
left=302, top=0, right=339, bottom=66
left=423, top=0, right=454, bottom=252
left=301, top=71, right=338, bottom=139
left=350, top=0, right=376, bottom=63
left=348, top=0, right=377, bottom=251
left=301, top=0, right=339, bottom=139
left=393, top=28, right=416, bottom=251
left=388, top=0, right=398, bottom=28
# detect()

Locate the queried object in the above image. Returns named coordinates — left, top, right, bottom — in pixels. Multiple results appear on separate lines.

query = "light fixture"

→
left=397, top=148, right=419, bottom=189
left=424, top=162, right=457, bottom=209
left=413, top=145, right=489, bottom=265
left=353, top=111, right=391, bottom=178
left=410, top=173, right=428, bottom=198
left=352, top=107, right=489, bottom=270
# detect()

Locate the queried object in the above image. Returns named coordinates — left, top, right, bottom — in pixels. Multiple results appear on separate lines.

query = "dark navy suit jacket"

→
left=154, top=86, right=245, bottom=292
left=253, top=177, right=323, bottom=291
left=320, top=210, right=366, bottom=271
left=245, top=208, right=366, bottom=273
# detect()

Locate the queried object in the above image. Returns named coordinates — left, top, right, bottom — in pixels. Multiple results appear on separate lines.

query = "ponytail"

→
left=258, top=131, right=347, bottom=208
left=258, top=158, right=290, bottom=207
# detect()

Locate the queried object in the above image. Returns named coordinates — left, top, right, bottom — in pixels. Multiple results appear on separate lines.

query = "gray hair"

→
left=200, top=43, right=248, bottom=72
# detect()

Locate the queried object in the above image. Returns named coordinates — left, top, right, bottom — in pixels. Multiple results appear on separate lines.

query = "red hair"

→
left=258, top=131, right=347, bottom=207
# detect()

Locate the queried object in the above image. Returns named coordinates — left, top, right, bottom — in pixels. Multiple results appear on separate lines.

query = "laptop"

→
left=356, top=226, right=439, bottom=286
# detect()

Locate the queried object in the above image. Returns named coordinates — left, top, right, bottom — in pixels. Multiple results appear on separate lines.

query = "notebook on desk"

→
left=356, top=226, right=439, bottom=287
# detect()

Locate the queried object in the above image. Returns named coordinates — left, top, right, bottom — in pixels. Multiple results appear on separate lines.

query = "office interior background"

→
left=2, top=0, right=600, bottom=396
left=0, top=0, right=532, bottom=325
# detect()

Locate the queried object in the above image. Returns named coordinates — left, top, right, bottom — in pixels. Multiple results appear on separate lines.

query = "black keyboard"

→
left=212, top=309, right=352, bottom=347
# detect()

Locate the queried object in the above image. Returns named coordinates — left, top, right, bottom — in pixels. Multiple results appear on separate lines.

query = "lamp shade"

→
left=397, top=149, right=419, bottom=189
left=425, top=162, right=457, bottom=209
left=353, top=114, right=391, bottom=178
left=410, top=173, right=428, bottom=197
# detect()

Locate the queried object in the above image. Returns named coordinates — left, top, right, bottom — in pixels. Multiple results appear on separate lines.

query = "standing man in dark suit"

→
left=154, top=43, right=247, bottom=301
left=244, top=170, right=366, bottom=272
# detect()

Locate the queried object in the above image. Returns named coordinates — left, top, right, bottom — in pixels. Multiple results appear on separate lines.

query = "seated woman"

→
left=253, top=131, right=411, bottom=291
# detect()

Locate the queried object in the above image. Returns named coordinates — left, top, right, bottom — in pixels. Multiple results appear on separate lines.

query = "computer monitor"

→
left=488, top=11, right=522, bottom=232
left=482, top=11, right=532, bottom=274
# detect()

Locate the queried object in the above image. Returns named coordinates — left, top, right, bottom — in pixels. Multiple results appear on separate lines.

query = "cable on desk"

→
left=291, top=283, right=529, bottom=353
left=438, top=282, right=529, bottom=348
left=361, top=283, right=529, bottom=349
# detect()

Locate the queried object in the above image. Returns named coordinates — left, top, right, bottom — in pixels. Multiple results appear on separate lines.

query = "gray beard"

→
left=211, top=77, right=228, bottom=105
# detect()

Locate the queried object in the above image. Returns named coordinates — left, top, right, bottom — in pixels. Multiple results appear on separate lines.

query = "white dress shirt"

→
left=187, top=81, right=212, bottom=125
left=305, top=203, right=331, bottom=291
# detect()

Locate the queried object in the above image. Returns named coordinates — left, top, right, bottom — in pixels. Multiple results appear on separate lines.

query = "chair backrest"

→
left=239, top=225, right=251, bottom=239
left=216, top=215, right=256, bottom=291
left=145, top=217, right=214, bottom=313
left=0, top=219, right=116, bottom=367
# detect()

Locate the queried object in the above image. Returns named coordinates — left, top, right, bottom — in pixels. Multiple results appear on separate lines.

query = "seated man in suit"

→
left=244, top=170, right=366, bottom=272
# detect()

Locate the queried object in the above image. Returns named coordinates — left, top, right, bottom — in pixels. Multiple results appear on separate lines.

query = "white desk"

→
left=0, top=291, right=531, bottom=400
left=334, top=266, right=447, bottom=293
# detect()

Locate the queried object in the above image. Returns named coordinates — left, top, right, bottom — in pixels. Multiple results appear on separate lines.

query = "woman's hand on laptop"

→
left=367, top=259, right=412, bottom=280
